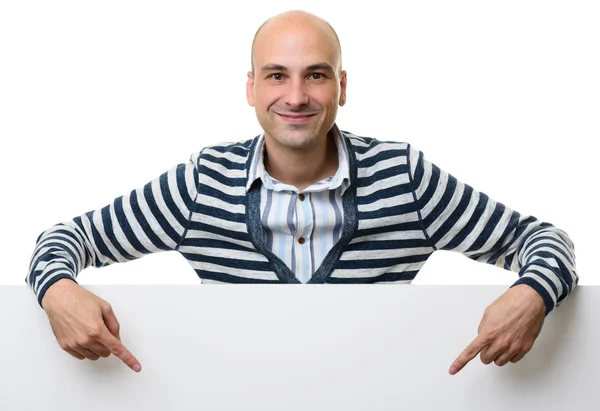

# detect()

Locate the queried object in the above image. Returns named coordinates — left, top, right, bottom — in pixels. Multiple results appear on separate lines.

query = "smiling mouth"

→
left=276, top=113, right=317, bottom=123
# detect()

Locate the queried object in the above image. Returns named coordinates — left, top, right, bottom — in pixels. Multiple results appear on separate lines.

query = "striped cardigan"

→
left=26, top=129, right=578, bottom=314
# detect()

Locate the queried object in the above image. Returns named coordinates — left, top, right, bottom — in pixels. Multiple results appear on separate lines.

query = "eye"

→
left=309, top=73, right=325, bottom=80
left=269, top=73, right=284, bottom=81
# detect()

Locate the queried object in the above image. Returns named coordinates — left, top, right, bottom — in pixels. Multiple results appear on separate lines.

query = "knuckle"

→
left=87, top=326, right=102, bottom=339
left=111, top=344, right=124, bottom=356
left=101, top=301, right=113, bottom=313
left=486, top=329, right=500, bottom=341
left=478, top=333, right=493, bottom=346
left=77, top=336, right=93, bottom=347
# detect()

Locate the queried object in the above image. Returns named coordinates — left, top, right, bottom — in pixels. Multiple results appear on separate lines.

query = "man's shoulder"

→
left=339, top=129, right=424, bottom=180
left=340, top=129, right=413, bottom=153
left=187, top=135, right=260, bottom=168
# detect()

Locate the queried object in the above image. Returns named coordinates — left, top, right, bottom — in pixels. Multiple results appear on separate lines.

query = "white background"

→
left=1, top=0, right=598, bottom=286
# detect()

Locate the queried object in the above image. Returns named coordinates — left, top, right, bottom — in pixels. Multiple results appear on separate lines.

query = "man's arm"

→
left=27, top=158, right=200, bottom=305
left=26, top=156, right=199, bottom=371
left=407, top=145, right=577, bottom=372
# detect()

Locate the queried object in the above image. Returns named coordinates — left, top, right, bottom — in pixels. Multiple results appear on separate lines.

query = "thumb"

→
left=101, top=301, right=121, bottom=341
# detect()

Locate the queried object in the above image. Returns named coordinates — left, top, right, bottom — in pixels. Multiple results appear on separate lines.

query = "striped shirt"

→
left=247, top=125, right=350, bottom=283
left=26, top=126, right=578, bottom=315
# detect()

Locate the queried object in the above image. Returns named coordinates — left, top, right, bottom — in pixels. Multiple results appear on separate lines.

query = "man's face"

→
left=246, top=21, right=347, bottom=151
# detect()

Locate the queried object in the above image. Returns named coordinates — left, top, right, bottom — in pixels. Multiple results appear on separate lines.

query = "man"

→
left=27, top=10, right=577, bottom=376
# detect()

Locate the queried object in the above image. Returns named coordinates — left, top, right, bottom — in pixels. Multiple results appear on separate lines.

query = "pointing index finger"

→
left=449, top=336, right=487, bottom=375
left=99, top=328, right=142, bottom=373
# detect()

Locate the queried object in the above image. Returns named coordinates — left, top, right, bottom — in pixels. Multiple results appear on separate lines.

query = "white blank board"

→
left=0, top=285, right=593, bottom=410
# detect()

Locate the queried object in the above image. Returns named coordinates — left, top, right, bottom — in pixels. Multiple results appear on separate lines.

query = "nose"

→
left=284, top=78, right=309, bottom=110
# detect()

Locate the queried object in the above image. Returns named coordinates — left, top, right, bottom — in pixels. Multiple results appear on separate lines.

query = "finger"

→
left=512, top=339, right=535, bottom=363
left=98, top=330, right=142, bottom=373
left=480, top=335, right=513, bottom=364
left=510, top=351, right=526, bottom=363
left=64, top=347, right=85, bottom=360
left=479, top=346, right=492, bottom=364
left=480, top=343, right=505, bottom=365
left=88, top=342, right=112, bottom=358
left=494, top=350, right=515, bottom=367
left=449, top=336, right=487, bottom=375
left=72, top=346, right=100, bottom=361
left=101, top=302, right=121, bottom=341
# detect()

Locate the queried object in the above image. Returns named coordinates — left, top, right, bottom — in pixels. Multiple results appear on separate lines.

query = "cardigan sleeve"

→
left=407, top=145, right=578, bottom=315
left=25, top=157, right=200, bottom=308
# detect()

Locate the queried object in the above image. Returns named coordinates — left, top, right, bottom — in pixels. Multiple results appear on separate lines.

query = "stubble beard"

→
left=275, top=125, right=320, bottom=149
left=267, top=113, right=323, bottom=150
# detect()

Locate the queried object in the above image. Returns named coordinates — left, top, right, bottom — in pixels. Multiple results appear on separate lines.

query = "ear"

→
left=246, top=71, right=255, bottom=107
left=339, top=70, right=347, bottom=106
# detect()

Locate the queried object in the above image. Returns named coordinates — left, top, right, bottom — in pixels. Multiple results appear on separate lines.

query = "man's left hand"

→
left=449, top=284, right=546, bottom=375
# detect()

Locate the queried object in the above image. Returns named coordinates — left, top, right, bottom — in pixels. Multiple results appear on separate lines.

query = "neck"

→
left=263, top=132, right=339, bottom=192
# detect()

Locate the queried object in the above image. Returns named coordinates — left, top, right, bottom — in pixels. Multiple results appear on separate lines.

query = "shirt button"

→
left=298, top=194, right=305, bottom=201
left=298, top=237, right=305, bottom=245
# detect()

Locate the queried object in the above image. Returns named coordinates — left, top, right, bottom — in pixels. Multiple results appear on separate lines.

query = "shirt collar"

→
left=246, top=123, right=351, bottom=194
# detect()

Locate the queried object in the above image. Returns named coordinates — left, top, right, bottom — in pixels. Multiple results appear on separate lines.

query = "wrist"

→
left=511, top=276, right=554, bottom=316
left=41, top=278, right=78, bottom=310
left=514, top=283, right=546, bottom=314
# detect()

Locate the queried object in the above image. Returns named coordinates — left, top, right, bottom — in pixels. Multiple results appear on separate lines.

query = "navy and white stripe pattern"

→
left=27, top=160, right=199, bottom=304
left=247, top=127, right=350, bottom=283
left=26, top=127, right=578, bottom=314
left=409, top=146, right=577, bottom=311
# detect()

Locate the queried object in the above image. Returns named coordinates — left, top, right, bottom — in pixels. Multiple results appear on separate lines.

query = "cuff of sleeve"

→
left=35, top=274, right=79, bottom=309
left=510, top=276, right=555, bottom=316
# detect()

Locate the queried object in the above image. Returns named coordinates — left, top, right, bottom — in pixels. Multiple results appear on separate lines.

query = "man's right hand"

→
left=41, top=278, right=142, bottom=373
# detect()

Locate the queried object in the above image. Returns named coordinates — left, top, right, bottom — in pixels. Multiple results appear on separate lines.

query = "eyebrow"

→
left=259, top=62, right=336, bottom=74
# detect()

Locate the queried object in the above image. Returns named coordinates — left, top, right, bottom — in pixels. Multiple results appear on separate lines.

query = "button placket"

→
left=294, top=191, right=314, bottom=282
left=295, top=192, right=308, bottom=245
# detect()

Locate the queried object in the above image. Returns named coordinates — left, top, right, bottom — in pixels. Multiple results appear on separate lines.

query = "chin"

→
left=274, top=131, right=320, bottom=150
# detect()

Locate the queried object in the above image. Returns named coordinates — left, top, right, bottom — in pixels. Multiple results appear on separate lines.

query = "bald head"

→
left=250, top=10, right=342, bottom=74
